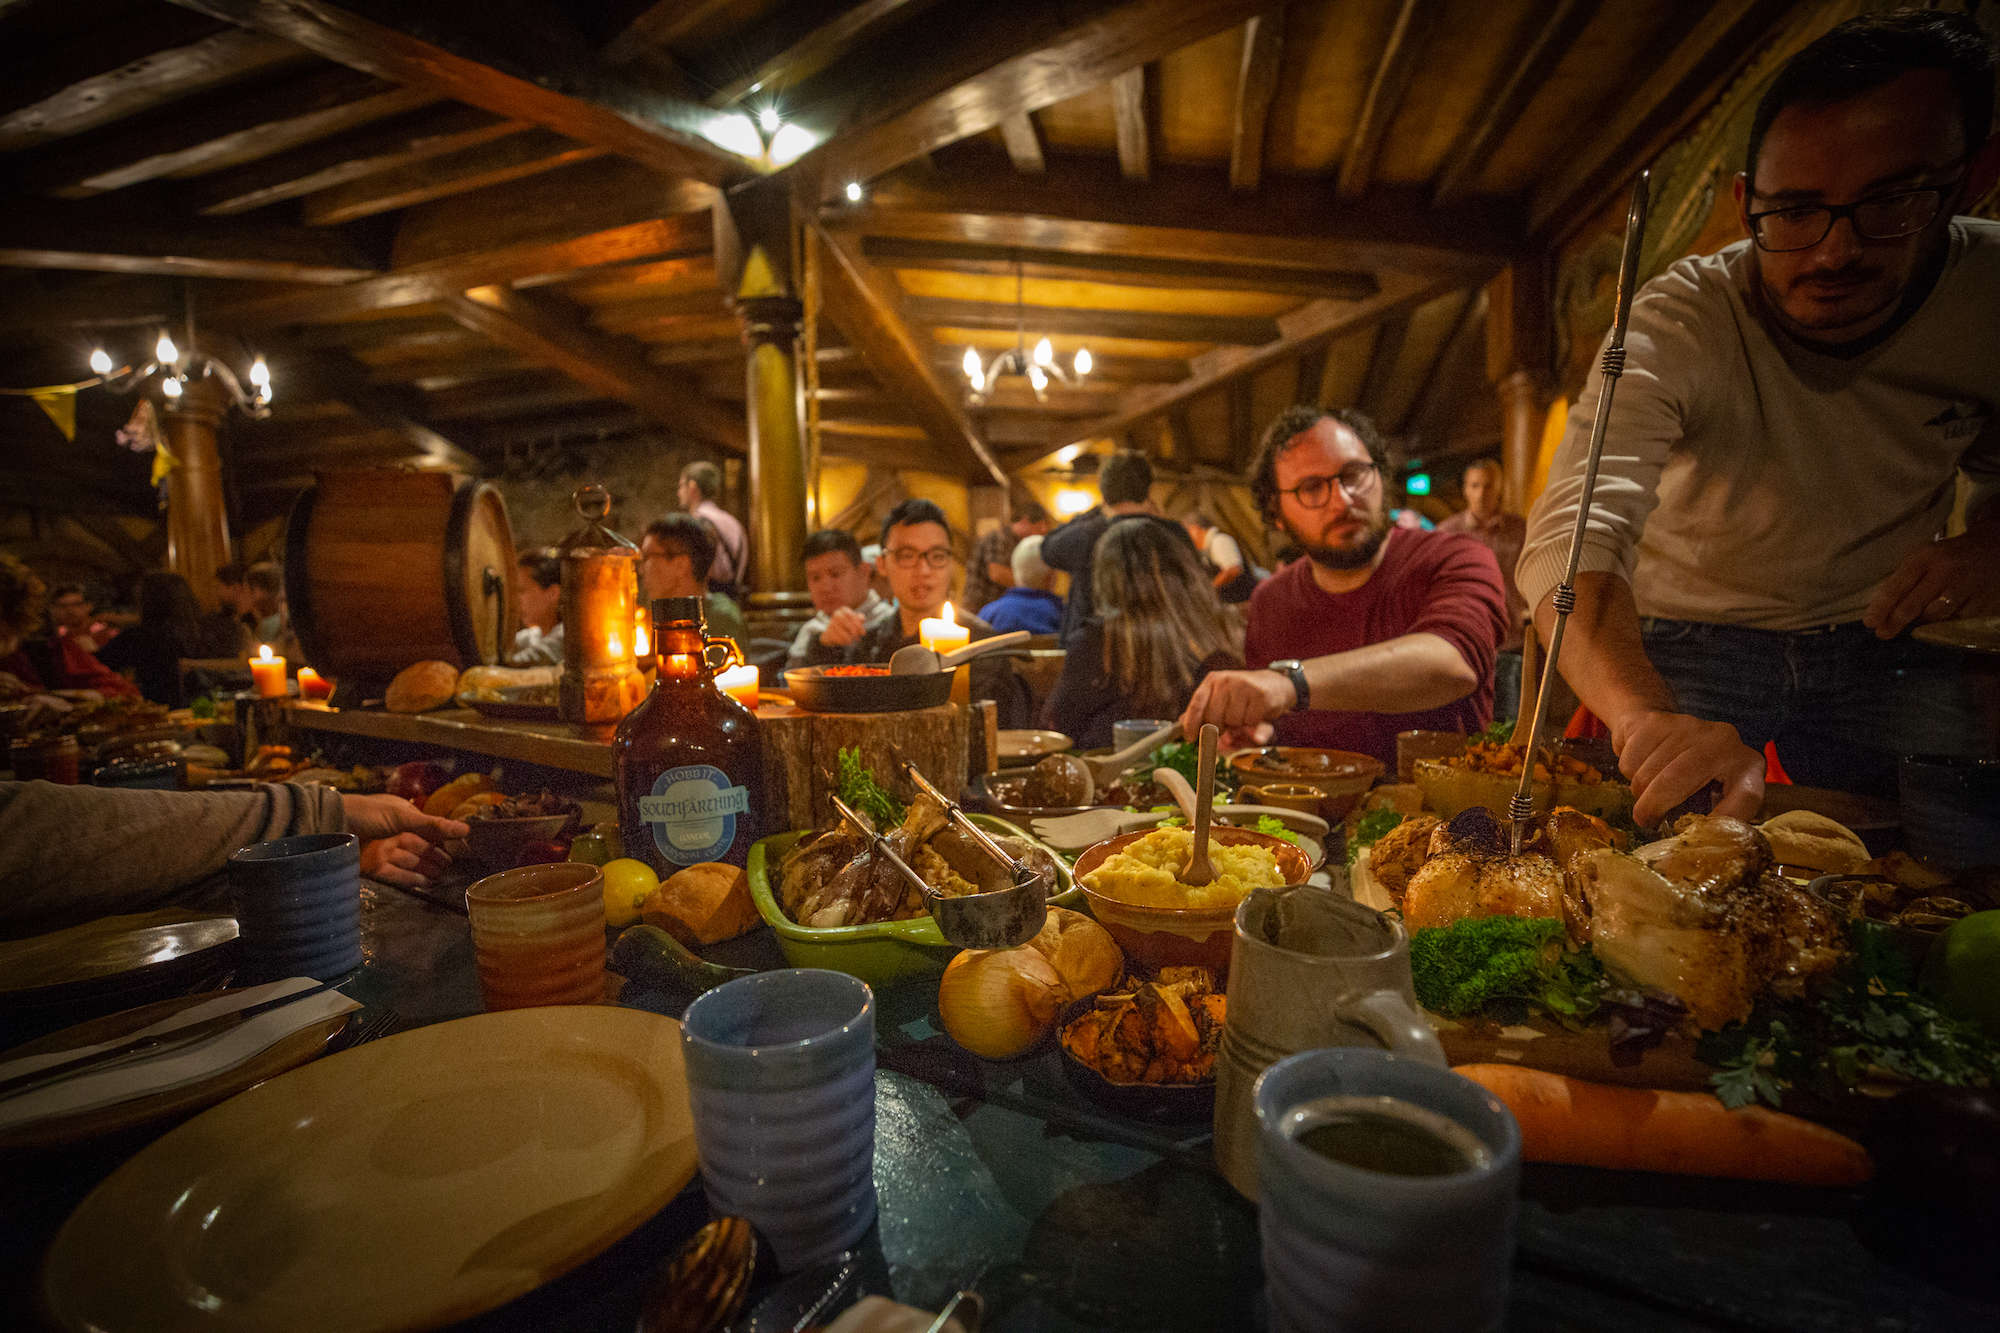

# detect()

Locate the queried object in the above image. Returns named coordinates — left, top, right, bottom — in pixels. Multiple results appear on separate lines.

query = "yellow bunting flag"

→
left=150, top=438, right=181, bottom=487
left=30, top=389, right=75, bottom=440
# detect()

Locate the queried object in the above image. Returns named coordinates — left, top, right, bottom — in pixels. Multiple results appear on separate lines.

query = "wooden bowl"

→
left=1228, top=747, right=1384, bottom=820
left=462, top=813, right=573, bottom=869
left=1074, top=826, right=1314, bottom=974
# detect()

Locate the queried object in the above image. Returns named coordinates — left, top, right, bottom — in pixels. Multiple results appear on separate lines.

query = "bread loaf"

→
left=1760, top=810, right=1868, bottom=874
left=384, top=660, right=461, bottom=713
left=640, top=862, right=760, bottom=946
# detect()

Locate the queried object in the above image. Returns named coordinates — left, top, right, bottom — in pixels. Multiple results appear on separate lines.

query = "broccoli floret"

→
left=1408, top=915, right=1603, bottom=1020
left=1345, top=807, right=1404, bottom=866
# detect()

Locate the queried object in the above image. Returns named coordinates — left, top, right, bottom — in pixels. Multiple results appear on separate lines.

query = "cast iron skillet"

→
left=782, top=666, right=953, bottom=713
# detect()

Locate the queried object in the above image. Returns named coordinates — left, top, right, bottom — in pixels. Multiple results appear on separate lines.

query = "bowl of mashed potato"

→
left=1076, top=826, right=1313, bottom=972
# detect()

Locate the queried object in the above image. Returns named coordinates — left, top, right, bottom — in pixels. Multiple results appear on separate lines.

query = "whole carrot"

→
left=1454, top=1063, right=1873, bottom=1186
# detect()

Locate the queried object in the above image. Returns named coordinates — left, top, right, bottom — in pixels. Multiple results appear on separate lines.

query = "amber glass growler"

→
left=613, top=597, right=764, bottom=875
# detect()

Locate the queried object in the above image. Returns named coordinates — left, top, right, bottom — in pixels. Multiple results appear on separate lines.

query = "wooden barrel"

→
left=286, top=469, right=518, bottom=678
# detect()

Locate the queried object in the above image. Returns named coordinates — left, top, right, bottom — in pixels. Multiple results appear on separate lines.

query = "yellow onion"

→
left=937, top=908, right=1123, bottom=1060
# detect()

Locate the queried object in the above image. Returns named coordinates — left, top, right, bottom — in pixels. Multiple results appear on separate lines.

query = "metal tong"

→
left=827, top=792, right=1047, bottom=950
left=1509, top=169, right=1651, bottom=855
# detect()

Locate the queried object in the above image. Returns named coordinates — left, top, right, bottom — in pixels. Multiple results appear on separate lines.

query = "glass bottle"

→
left=613, top=596, right=764, bottom=874
left=557, top=484, right=645, bottom=725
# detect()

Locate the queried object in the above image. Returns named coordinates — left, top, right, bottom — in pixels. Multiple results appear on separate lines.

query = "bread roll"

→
left=385, top=659, right=460, bottom=713
left=642, top=863, right=760, bottom=945
left=457, top=665, right=559, bottom=694
left=1760, top=809, right=1868, bottom=873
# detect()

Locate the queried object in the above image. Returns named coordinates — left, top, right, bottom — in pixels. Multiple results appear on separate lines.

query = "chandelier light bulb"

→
left=767, top=122, right=813, bottom=164
left=1033, top=337, right=1054, bottom=367
left=757, top=104, right=781, bottom=134
left=155, top=332, right=179, bottom=364
left=844, top=181, right=863, bottom=203
left=88, top=347, right=113, bottom=376
left=249, top=356, right=270, bottom=387
left=962, top=347, right=982, bottom=380
left=1028, top=364, right=1049, bottom=392
left=161, top=374, right=183, bottom=400
left=1073, top=347, right=1092, bottom=376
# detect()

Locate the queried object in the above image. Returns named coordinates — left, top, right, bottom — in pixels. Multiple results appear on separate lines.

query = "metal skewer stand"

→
left=1509, top=170, right=1652, bottom=855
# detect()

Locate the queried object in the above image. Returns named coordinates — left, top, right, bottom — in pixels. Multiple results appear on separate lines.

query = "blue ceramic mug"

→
left=1254, top=1047, right=1521, bottom=1333
left=227, top=832, right=363, bottom=983
left=679, top=968, right=876, bottom=1271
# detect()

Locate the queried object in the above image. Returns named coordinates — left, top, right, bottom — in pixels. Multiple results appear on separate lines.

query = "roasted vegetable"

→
left=1060, top=973, right=1227, bottom=1085
left=609, top=924, right=755, bottom=995
left=1409, top=914, right=1605, bottom=1022
left=1346, top=807, right=1405, bottom=867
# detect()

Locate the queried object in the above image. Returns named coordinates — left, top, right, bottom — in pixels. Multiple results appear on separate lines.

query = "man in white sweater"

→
left=1520, top=10, right=2000, bottom=824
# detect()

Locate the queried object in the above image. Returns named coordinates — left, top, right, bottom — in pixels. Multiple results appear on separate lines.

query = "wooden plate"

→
left=44, top=1006, right=696, bottom=1333
left=457, top=687, right=558, bottom=720
left=0, top=910, right=238, bottom=1005
left=0, top=988, right=351, bottom=1152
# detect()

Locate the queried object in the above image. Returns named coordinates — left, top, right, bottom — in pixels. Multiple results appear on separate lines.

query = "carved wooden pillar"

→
left=163, top=377, right=232, bottom=607
left=1485, top=255, right=1554, bottom=515
left=717, top=183, right=812, bottom=641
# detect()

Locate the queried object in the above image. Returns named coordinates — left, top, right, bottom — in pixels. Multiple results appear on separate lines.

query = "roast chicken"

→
left=1400, top=808, right=1586, bottom=929
left=1566, top=815, right=1843, bottom=1030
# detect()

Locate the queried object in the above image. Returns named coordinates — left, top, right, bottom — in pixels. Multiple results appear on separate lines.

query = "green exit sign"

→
left=1405, top=472, right=1432, bottom=496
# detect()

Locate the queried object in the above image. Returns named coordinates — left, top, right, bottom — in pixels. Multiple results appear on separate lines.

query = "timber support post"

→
left=162, top=376, right=233, bottom=608
left=1486, top=255, right=1554, bottom=516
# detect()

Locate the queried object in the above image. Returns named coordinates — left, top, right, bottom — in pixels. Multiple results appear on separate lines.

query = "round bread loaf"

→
left=384, top=659, right=461, bottom=714
left=1760, top=809, right=1868, bottom=873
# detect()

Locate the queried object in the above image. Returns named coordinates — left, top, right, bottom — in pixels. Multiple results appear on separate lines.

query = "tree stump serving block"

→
left=756, top=700, right=969, bottom=834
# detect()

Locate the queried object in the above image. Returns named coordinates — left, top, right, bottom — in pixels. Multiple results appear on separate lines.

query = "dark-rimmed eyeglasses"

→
left=885, top=546, right=952, bottom=570
left=1276, top=463, right=1378, bottom=509
left=1746, top=179, right=1961, bottom=253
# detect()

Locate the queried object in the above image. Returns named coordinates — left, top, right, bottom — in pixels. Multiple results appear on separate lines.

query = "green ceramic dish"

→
left=746, top=814, right=1079, bottom=990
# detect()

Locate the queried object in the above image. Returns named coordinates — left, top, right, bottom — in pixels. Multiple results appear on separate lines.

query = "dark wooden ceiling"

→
left=0, top=0, right=1805, bottom=508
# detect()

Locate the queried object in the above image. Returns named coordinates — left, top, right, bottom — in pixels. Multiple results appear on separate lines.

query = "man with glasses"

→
left=640, top=515, right=748, bottom=645
left=1180, top=406, right=1507, bottom=764
left=1520, top=10, right=2000, bottom=825
left=800, top=499, right=1000, bottom=667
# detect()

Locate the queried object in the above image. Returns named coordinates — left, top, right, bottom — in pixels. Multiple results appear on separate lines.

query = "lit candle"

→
left=632, top=613, right=650, bottom=661
left=716, top=664, right=759, bottom=709
left=606, top=627, right=625, bottom=661
left=250, top=643, right=287, bottom=697
left=918, top=602, right=970, bottom=657
left=296, top=666, right=333, bottom=700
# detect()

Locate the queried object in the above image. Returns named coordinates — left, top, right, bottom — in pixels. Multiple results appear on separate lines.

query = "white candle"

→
left=250, top=643, right=287, bottom=698
left=716, top=664, right=759, bottom=708
left=919, top=601, right=969, bottom=657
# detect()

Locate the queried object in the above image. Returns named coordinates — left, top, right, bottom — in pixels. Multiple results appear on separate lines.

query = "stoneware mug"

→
left=678, top=968, right=877, bottom=1271
left=1213, top=884, right=1444, bottom=1198
left=227, top=832, right=363, bottom=983
left=1255, top=1047, right=1520, bottom=1333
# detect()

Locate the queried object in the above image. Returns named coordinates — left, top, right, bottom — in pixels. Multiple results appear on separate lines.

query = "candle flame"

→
left=607, top=630, right=625, bottom=658
left=941, top=601, right=956, bottom=626
left=257, top=644, right=273, bottom=662
left=633, top=623, right=650, bottom=656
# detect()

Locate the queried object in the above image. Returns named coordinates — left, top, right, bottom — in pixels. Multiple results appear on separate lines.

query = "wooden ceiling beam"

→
left=1430, top=0, right=1600, bottom=207
left=1228, top=10, right=1284, bottom=193
left=0, top=195, right=377, bottom=284
left=865, top=236, right=1377, bottom=301
left=1529, top=0, right=1799, bottom=240
left=1337, top=0, right=1436, bottom=200
left=261, top=342, right=483, bottom=470
left=692, top=0, right=921, bottom=106
left=166, top=0, right=759, bottom=185
left=1111, top=67, right=1150, bottom=182
left=997, top=114, right=1046, bottom=175
left=0, top=275, right=183, bottom=337
left=786, top=0, right=1265, bottom=201
left=14, top=66, right=433, bottom=197
left=844, top=156, right=1519, bottom=278
left=811, top=224, right=1005, bottom=484
left=598, top=0, right=738, bottom=64
left=906, top=297, right=1280, bottom=346
left=301, top=129, right=606, bottom=225
left=188, top=105, right=523, bottom=216
left=939, top=350, right=1187, bottom=385
left=442, top=285, right=746, bottom=453
left=422, top=377, right=600, bottom=422
left=0, top=21, right=302, bottom=154
left=1356, top=309, right=1412, bottom=424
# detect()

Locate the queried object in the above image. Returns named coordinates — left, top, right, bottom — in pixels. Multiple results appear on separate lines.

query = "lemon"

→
left=600, top=858, right=660, bottom=928
left=1924, top=910, right=2000, bottom=1039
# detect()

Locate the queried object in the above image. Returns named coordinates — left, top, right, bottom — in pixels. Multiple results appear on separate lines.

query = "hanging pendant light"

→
left=962, top=260, right=1090, bottom=404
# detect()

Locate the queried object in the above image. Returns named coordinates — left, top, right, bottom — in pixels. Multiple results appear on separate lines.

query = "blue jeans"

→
left=1640, top=618, right=1994, bottom=800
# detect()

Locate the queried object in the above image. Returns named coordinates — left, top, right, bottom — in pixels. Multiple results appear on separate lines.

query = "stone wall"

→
left=489, top=434, right=742, bottom=551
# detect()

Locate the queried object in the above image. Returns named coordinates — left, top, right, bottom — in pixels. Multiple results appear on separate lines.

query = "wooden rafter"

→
left=1430, top=0, right=1600, bottom=207
left=1356, top=309, right=1412, bottom=424
left=0, top=195, right=377, bottom=283
left=260, top=343, right=482, bottom=470
left=1111, top=67, right=1150, bottom=182
left=441, top=285, right=746, bottom=453
left=810, top=224, right=1006, bottom=484
left=906, top=298, right=1280, bottom=347
left=598, top=0, right=738, bottom=64
left=301, top=129, right=606, bottom=224
left=1529, top=0, right=1799, bottom=239
left=786, top=0, right=1265, bottom=201
left=997, top=114, right=1046, bottom=174
left=1337, top=0, right=1436, bottom=200
left=189, top=105, right=522, bottom=216
left=691, top=0, right=921, bottom=105
left=1228, top=10, right=1284, bottom=193
left=864, top=236, right=1377, bottom=301
left=166, top=0, right=759, bottom=184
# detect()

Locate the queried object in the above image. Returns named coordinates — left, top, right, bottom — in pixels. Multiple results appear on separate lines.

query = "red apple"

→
left=386, top=760, right=449, bottom=802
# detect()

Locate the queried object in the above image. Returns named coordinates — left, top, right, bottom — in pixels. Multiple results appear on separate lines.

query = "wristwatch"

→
left=1266, top=659, right=1309, bottom=711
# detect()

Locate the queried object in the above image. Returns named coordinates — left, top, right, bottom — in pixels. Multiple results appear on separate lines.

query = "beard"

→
left=1284, top=505, right=1389, bottom=571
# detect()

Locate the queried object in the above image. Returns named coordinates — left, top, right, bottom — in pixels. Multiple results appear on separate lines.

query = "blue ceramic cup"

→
left=227, top=833, right=363, bottom=983
left=1254, top=1047, right=1521, bottom=1333
left=679, top=968, right=876, bottom=1271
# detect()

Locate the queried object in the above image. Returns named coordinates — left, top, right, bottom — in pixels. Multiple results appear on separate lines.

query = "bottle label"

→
left=639, top=764, right=751, bottom=865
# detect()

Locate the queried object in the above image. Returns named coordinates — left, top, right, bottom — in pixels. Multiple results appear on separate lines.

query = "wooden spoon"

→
left=1181, top=723, right=1220, bottom=886
left=1035, top=719, right=1180, bottom=805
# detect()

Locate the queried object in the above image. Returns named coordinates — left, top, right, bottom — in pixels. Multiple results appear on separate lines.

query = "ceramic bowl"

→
left=1054, top=993, right=1216, bottom=1121
left=1228, top=748, right=1384, bottom=820
left=462, top=813, right=573, bottom=869
left=1073, top=826, right=1314, bottom=974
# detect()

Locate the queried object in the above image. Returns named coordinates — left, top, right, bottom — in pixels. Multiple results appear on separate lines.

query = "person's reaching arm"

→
left=1864, top=419, right=2000, bottom=637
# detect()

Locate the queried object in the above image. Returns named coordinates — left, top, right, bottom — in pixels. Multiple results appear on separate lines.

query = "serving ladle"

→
left=1030, top=718, right=1181, bottom=807
left=828, top=794, right=1047, bottom=950
left=886, top=629, right=1032, bottom=675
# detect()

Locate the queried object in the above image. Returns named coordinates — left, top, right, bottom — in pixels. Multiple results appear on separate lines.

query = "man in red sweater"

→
left=1179, top=406, right=1506, bottom=765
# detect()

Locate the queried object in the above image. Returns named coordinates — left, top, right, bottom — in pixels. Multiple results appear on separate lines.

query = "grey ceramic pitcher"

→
left=1213, top=883, right=1444, bottom=1198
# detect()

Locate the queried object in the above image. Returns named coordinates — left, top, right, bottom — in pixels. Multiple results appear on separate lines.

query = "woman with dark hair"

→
left=1044, top=518, right=1241, bottom=748
left=0, top=554, right=137, bottom=699
left=98, top=571, right=236, bottom=705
